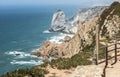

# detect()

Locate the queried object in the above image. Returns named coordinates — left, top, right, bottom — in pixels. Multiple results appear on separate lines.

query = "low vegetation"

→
left=49, top=52, right=92, bottom=69
left=0, top=68, right=49, bottom=77
left=40, top=44, right=95, bottom=69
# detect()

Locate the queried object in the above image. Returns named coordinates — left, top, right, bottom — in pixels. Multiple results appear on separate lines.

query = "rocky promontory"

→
left=32, top=2, right=120, bottom=59
left=49, top=6, right=107, bottom=34
left=32, top=16, right=99, bottom=58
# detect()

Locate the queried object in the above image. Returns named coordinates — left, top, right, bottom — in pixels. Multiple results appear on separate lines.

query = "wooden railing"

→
left=98, top=42, right=120, bottom=67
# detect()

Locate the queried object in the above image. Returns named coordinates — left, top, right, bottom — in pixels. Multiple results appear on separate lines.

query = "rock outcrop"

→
left=100, top=15, right=120, bottom=38
left=99, top=2, right=120, bottom=39
left=49, top=6, right=107, bottom=34
left=59, top=36, right=71, bottom=42
left=49, top=10, right=67, bottom=32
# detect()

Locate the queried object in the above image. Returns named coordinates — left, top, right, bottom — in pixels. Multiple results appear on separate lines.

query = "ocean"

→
left=0, top=5, right=81, bottom=75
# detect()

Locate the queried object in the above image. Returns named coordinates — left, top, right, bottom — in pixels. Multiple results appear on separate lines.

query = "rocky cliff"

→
left=99, top=2, right=120, bottom=38
left=32, top=16, right=99, bottom=58
left=49, top=6, right=107, bottom=34
left=32, top=2, right=120, bottom=59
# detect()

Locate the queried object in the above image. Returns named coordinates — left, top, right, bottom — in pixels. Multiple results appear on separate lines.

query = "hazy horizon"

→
left=0, top=0, right=118, bottom=8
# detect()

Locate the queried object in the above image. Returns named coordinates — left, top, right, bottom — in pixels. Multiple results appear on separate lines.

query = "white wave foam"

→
left=10, top=60, right=43, bottom=65
left=49, top=33, right=74, bottom=44
left=5, top=51, right=37, bottom=58
left=43, top=30, right=51, bottom=33
left=5, top=51, right=24, bottom=56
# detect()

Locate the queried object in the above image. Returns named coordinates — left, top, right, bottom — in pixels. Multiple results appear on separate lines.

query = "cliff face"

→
left=99, top=2, right=120, bottom=38
left=32, top=16, right=98, bottom=58
left=49, top=6, right=107, bottom=34
left=50, top=10, right=67, bottom=32
left=100, top=15, right=120, bottom=38
left=71, top=6, right=107, bottom=23
left=32, top=2, right=120, bottom=58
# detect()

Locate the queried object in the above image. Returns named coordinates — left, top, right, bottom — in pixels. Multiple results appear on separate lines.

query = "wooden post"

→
left=115, top=43, right=117, bottom=63
left=105, top=46, right=108, bottom=67
left=114, top=35, right=117, bottom=63
left=95, top=24, right=99, bottom=65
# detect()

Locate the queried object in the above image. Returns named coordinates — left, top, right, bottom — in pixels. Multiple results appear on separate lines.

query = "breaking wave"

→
left=10, top=60, right=43, bottom=65
left=43, top=30, right=51, bottom=33
left=5, top=51, right=37, bottom=58
left=49, top=33, right=74, bottom=44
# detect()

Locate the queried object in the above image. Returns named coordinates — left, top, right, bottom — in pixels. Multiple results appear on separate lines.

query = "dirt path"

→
left=106, top=60, right=120, bottom=77
left=45, top=66, right=74, bottom=77
left=105, top=41, right=120, bottom=77
left=105, top=53, right=120, bottom=77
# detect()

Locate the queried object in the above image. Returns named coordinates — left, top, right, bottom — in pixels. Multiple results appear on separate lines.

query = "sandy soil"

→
left=45, top=66, right=74, bottom=77
left=105, top=52, right=120, bottom=77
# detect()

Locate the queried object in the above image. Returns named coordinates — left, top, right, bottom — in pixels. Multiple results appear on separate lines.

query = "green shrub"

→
left=48, top=44, right=94, bottom=69
left=0, top=68, right=49, bottom=77
left=39, top=62, right=49, bottom=68
left=49, top=52, right=92, bottom=69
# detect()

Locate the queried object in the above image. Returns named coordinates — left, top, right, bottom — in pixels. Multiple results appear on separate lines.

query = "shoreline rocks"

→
left=59, top=36, right=71, bottom=42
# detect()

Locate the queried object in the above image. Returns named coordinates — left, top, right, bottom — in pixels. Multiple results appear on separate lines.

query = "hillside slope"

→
left=32, top=2, right=120, bottom=59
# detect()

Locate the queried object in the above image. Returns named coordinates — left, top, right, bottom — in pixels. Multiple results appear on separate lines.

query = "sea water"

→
left=0, top=5, right=81, bottom=75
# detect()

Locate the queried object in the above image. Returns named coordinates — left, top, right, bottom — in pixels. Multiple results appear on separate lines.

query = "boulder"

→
left=31, top=50, right=41, bottom=57
left=64, top=36, right=71, bottom=42
left=59, top=36, right=71, bottom=42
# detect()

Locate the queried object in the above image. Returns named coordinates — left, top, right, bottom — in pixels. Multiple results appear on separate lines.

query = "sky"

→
left=0, top=0, right=118, bottom=7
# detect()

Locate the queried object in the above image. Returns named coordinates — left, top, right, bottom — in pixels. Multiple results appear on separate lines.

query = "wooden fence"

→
left=98, top=41, right=120, bottom=67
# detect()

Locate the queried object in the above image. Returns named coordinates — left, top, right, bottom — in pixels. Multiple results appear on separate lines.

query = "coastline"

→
left=1, top=1, right=120, bottom=77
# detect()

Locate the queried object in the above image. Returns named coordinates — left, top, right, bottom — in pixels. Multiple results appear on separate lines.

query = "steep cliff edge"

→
left=32, top=2, right=120, bottom=59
